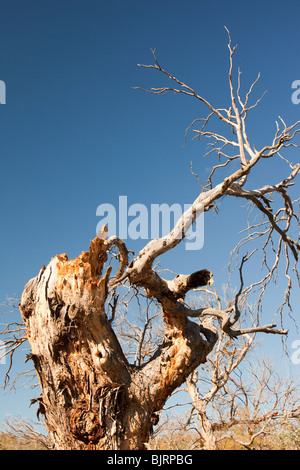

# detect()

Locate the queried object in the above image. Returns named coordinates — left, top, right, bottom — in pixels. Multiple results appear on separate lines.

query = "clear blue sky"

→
left=0, top=0, right=299, bottom=423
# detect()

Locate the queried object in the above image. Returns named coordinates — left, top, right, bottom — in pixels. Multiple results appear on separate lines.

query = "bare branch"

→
left=133, top=48, right=236, bottom=128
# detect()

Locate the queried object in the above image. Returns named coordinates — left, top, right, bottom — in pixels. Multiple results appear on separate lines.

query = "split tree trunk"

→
left=20, top=237, right=217, bottom=450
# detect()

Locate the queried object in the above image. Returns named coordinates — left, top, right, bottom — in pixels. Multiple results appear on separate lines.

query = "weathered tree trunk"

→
left=20, top=237, right=217, bottom=450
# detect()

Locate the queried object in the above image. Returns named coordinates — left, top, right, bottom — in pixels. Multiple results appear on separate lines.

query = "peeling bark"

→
left=20, top=237, right=216, bottom=450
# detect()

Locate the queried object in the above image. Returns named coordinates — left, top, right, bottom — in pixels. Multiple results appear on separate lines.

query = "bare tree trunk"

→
left=186, top=371, right=218, bottom=450
left=200, top=417, right=217, bottom=451
left=20, top=237, right=216, bottom=450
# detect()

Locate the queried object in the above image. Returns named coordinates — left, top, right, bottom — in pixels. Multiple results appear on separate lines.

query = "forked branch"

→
left=130, top=32, right=299, bottom=337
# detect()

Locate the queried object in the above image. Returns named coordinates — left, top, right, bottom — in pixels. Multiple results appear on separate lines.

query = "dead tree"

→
left=16, top=30, right=300, bottom=449
left=185, top=334, right=299, bottom=450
